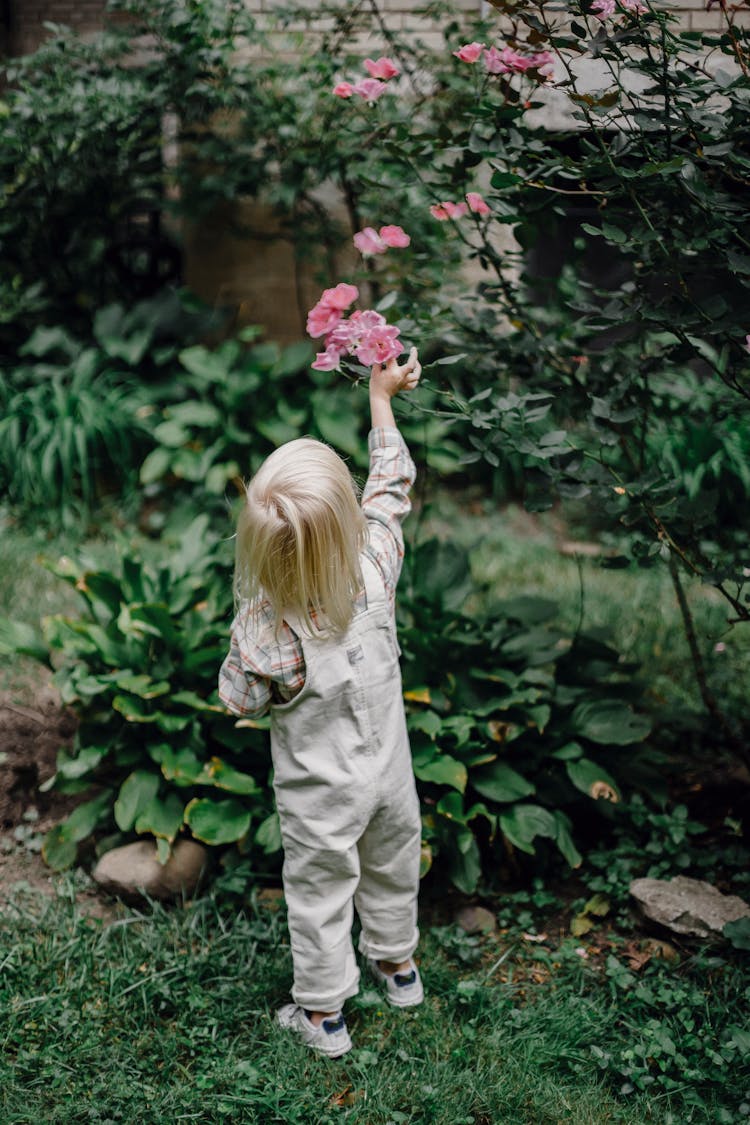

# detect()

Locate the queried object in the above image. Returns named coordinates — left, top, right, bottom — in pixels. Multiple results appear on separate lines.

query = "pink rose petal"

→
left=379, top=224, right=411, bottom=248
left=364, top=56, right=400, bottom=80
left=454, top=42, right=485, bottom=63
left=352, top=78, right=388, bottom=102
left=354, top=227, right=387, bottom=255
left=466, top=192, right=491, bottom=216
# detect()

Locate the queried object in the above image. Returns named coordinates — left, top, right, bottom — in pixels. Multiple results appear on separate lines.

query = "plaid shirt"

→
left=218, top=427, right=416, bottom=718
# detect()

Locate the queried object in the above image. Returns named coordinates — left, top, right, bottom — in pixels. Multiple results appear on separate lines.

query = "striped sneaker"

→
left=368, top=957, right=424, bottom=1008
left=276, top=1003, right=352, bottom=1058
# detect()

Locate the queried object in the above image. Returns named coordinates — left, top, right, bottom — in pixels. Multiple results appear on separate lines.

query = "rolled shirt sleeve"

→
left=361, top=426, right=417, bottom=608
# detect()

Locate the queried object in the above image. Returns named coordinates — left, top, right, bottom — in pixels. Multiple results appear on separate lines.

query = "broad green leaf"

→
left=255, top=812, right=282, bottom=854
left=42, top=826, right=78, bottom=871
left=65, top=793, right=112, bottom=842
left=408, top=710, right=443, bottom=739
left=55, top=745, right=107, bottom=781
left=185, top=797, right=251, bottom=845
left=199, top=757, right=259, bottom=795
left=551, top=741, right=584, bottom=761
left=111, top=673, right=170, bottom=699
left=566, top=757, right=621, bottom=802
left=0, top=616, right=50, bottom=663
left=135, top=793, right=185, bottom=843
left=553, top=811, right=583, bottom=869
left=571, top=700, right=651, bottom=745
left=413, top=754, right=467, bottom=793
left=471, top=762, right=535, bottom=804
left=499, top=803, right=558, bottom=854
left=724, top=917, right=750, bottom=951
left=448, top=832, right=481, bottom=894
left=140, top=446, right=172, bottom=485
left=169, top=401, right=221, bottom=427
left=160, top=747, right=205, bottom=785
left=114, top=770, right=160, bottom=832
left=112, top=695, right=156, bottom=723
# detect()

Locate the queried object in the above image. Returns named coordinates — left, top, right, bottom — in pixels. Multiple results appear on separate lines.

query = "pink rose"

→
left=484, top=46, right=534, bottom=75
left=453, top=42, right=485, bottom=63
left=353, top=226, right=387, bottom=255
left=466, top=192, right=491, bottom=216
left=356, top=324, right=403, bottom=367
left=306, top=302, right=342, bottom=339
left=379, top=224, right=411, bottom=248
left=321, top=282, right=359, bottom=310
left=430, top=201, right=468, bottom=221
left=621, top=0, right=648, bottom=13
left=352, top=78, right=388, bottom=102
left=364, top=56, right=399, bottom=80
left=745, top=334, right=750, bottom=353
left=312, top=346, right=344, bottom=371
left=333, top=82, right=354, bottom=97
left=591, top=0, right=617, bottom=16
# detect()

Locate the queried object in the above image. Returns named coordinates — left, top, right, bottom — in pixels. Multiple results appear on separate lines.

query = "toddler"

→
left=219, top=348, right=423, bottom=1057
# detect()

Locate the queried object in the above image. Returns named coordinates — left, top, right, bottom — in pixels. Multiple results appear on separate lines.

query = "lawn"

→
left=1, top=879, right=748, bottom=1125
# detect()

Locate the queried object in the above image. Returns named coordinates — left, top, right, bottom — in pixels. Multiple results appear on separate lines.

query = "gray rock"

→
left=630, top=875, right=750, bottom=938
left=93, top=839, right=208, bottom=902
left=455, top=905, right=497, bottom=935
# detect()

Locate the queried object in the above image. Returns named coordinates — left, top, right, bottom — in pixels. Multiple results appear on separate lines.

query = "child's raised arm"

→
left=369, top=347, right=421, bottom=430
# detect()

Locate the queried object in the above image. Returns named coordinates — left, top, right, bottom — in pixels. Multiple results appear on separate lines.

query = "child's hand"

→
left=371, top=347, right=421, bottom=399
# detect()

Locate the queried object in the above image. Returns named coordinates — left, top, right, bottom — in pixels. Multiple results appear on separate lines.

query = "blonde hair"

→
left=234, top=438, right=368, bottom=636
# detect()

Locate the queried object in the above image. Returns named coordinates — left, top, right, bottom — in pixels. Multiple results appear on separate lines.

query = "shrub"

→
left=0, top=533, right=650, bottom=889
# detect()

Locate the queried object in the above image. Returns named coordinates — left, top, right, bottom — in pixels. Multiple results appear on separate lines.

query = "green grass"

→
left=1, top=884, right=747, bottom=1125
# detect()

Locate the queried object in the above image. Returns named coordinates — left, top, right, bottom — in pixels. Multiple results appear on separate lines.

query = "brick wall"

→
left=5, top=0, right=107, bottom=56
left=3, top=0, right=744, bottom=59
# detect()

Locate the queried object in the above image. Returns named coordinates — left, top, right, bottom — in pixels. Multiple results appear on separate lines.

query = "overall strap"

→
left=361, top=553, right=388, bottom=612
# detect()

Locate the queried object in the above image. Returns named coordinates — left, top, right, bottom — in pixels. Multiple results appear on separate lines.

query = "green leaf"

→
left=499, top=803, right=557, bottom=855
left=0, top=615, right=50, bottom=663
left=42, top=826, right=78, bottom=871
left=413, top=754, right=468, bottom=793
left=114, top=770, right=160, bottom=832
left=254, top=812, right=282, bottom=854
left=185, top=797, right=252, bottom=845
left=471, top=762, right=535, bottom=804
left=723, top=917, right=750, bottom=951
left=601, top=222, right=628, bottom=244
left=571, top=700, right=651, bottom=745
left=553, top=811, right=583, bottom=869
left=199, top=757, right=259, bottom=795
left=566, top=757, right=621, bottom=801
left=159, top=747, right=205, bottom=786
left=55, top=745, right=107, bottom=781
left=448, top=832, right=481, bottom=894
left=134, top=793, right=185, bottom=843
left=140, top=446, right=172, bottom=485
left=551, top=741, right=584, bottom=761
left=408, top=710, right=443, bottom=739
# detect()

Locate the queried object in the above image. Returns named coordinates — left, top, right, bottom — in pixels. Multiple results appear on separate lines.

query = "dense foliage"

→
left=1, top=0, right=749, bottom=877
left=2, top=529, right=651, bottom=889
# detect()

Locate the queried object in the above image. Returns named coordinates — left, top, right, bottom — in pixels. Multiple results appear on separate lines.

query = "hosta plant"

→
left=1, top=531, right=650, bottom=890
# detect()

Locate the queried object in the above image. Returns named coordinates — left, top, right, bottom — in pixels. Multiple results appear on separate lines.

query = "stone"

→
left=455, top=905, right=497, bottom=935
left=630, top=876, right=750, bottom=938
left=92, top=839, right=208, bottom=902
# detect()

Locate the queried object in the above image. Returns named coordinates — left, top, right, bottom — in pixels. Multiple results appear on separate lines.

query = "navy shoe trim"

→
left=394, top=970, right=417, bottom=987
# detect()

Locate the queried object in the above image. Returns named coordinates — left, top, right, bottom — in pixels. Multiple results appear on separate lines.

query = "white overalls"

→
left=270, top=554, right=421, bottom=1013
